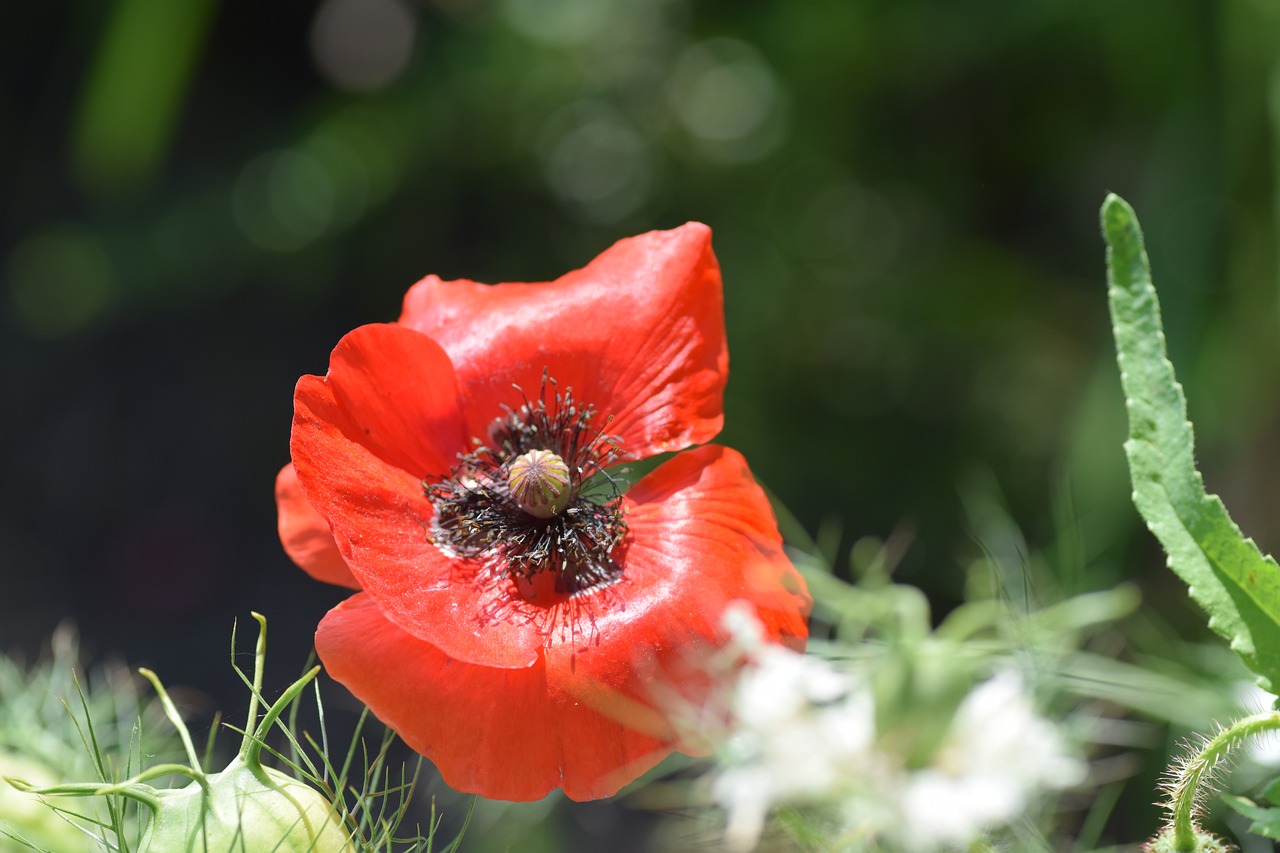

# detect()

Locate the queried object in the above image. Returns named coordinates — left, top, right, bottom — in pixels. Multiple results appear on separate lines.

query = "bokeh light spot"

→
left=320, top=105, right=409, bottom=206
left=797, top=181, right=902, bottom=276
left=8, top=226, right=114, bottom=339
left=541, top=104, right=654, bottom=223
left=232, top=150, right=336, bottom=251
left=310, top=0, right=417, bottom=92
left=302, top=134, right=371, bottom=230
left=501, top=0, right=614, bottom=46
left=669, top=39, right=787, bottom=163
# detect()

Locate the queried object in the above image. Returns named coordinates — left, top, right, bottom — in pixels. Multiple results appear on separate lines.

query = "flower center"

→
left=425, top=375, right=627, bottom=595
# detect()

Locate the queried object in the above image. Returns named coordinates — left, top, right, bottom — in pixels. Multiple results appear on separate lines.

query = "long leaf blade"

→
left=1103, top=192, right=1280, bottom=691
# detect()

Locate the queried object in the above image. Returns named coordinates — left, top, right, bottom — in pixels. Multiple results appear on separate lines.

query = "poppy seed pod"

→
left=507, top=449, right=573, bottom=518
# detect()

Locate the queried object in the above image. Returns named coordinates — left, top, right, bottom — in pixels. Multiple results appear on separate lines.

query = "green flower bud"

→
left=5, top=615, right=355, bottom=853
left=0, top=752, right=86, bottom=852
left=139, top=755, right=352, bottom=853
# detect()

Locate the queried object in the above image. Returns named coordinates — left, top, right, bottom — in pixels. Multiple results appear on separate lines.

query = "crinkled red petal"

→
left=317, top=594, right=672, bottom=802
left=573, top=443, right=807, bottom=653
left=274, top=463, right=359, bottom=589
left=501, top=445, right=811, bottom=761
left=320, top=323, right=468, bottom=478
left=542, top=445, right=810, bottom=747
left=398, top=223, right=726, bottom=459
left=291, top=325, right=552, bottom=669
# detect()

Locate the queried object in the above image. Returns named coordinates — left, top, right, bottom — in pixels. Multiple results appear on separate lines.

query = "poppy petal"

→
left=544, top=445, right=810, bottom=737
left=291, top=326, right=549, bottom=669
left=322, top=323, right=469, bottom=478
left=398, top=223, right=726, bottom=459
left=317, top=594, right=672, bottom=802
left=274, top=463, right=359, bottom=589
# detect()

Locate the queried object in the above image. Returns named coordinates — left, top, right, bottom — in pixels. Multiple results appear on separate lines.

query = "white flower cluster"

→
left=895, top=669, right=1086, bottom=848
left=711, top=602, right=1085, bottom=851
left=713, top=604, right=878, bottom=849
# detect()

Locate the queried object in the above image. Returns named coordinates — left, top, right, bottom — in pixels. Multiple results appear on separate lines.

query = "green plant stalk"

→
left=1166, top=712, right=1280, bottom=850
left=138, top=667, right=203, bottom=772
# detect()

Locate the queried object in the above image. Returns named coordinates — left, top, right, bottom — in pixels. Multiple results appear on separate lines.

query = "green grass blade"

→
left=1103, top=192, right=1280, bottom=691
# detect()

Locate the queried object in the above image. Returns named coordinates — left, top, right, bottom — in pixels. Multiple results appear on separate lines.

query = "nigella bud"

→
left=0, top=753, right=85, bottom=851
left=137, top=753, right=353, bottom=852
left=508, top=449, right=572, bottom=518
left=4, top=616, right=355, bottom=853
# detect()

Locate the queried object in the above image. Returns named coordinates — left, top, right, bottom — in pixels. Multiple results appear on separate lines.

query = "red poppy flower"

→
left=278, top=223, right=810, bottom=802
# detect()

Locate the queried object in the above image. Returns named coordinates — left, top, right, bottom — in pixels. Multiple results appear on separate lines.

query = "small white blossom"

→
left=712, top=604, right=877, bottom=851
left=897, top=670, right=1085, bottom=849
left=710, top=606, right=1085, bottom=852
left=721, top=600, right=768, bottom=655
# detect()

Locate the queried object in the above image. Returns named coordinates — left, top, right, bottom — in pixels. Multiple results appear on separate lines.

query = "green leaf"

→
left=1221, top=794, right=1280, bottom=839
left=1102, top=193, right=1280, bottom=692
left=1261, top=774, right=1280, bottom=804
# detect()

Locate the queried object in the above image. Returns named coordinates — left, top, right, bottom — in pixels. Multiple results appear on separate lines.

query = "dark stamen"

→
left=425, top=372, right=627, bottom=595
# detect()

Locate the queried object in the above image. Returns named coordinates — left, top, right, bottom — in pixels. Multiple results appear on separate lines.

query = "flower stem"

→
left=138, top=667, right=203, bottom=771
left=238, top=611, right=269, bottom=754
left=1167, top=711, right=1280, bottom=851
left=243, top=665, right=322, bottom=768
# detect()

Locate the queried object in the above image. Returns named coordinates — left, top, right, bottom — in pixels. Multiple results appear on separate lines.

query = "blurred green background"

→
left=5, top=0, right=1280, bottom=848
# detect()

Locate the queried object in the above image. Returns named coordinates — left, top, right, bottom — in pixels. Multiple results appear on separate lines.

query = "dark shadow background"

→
left=5, top=0, right=1280, bottom=848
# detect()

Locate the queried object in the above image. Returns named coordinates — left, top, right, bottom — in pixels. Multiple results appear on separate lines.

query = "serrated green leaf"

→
left=1221, top=794, right=1280, bottom=839
left=1261, top=774, right=1280, bottom=805
left=1102, top=193, right=1280, bottom=692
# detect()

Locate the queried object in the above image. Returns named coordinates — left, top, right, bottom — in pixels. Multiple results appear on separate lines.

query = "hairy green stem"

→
left=1169, top=711, right=1280, bottom=850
